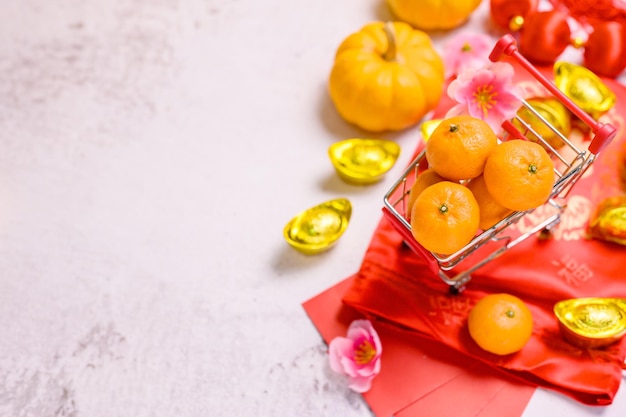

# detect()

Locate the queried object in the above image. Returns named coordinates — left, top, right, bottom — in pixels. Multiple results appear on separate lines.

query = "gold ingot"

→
left=283, top=198, right=351, bottom=255
left=554, top=298, right=626, bottom=349
left=587, top=196, right=626, bottom=246
left=420, top=119, right=442, bottom=142
left=554, top=61, right=616, bottom=117
left=513, top=98, right=571, bottom=150
left=328, top=138, right=400, bottom=184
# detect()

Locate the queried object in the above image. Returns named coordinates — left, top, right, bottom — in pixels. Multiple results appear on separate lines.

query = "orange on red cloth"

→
left=342, top=214, right=626, bottom=406
left=339, top=66, right=626, bottom=406
left=303, top=276, right=536, bottom=417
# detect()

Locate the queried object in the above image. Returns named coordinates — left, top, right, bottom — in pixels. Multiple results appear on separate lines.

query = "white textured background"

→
left=0, top=1, right=624, bottom=416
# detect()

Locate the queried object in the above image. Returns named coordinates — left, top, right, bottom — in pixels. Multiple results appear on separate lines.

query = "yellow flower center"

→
left=473, top=84, right=498, bottom=118
left=354, top=339, right=377, bottom=364
left=461, top=43, right=472, bottom=52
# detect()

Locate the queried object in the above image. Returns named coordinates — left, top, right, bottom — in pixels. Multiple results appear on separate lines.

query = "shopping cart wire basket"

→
left=382, top=34, right=617, bottom=294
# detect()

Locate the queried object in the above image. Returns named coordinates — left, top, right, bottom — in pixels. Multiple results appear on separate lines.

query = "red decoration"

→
left=333, top=65, right=626, bottom=406
left=584, top=20, right=626, bottom=78
left=518, top=10, right=571, bottom=65
left=555, top=0, right=626, bottom=24
left=490, top=0, right=626, bottom=78
left=489, top=0, right=538, bottom=30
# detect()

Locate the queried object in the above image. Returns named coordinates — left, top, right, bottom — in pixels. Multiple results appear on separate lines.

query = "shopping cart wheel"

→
left=449, top=284, right=465, bottom=295
left=448, top=275, right=471, bottom=295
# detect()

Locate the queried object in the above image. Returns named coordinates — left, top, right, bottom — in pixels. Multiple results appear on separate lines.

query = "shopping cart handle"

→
left=589, top=123, right=617, bottom=155
left=490, top=34, right=618, bottom=157
left=489, top=34, right=518, bottom=62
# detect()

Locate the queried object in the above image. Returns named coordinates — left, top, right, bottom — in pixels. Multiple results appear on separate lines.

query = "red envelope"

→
left=303, top=276, right=536, bottom=417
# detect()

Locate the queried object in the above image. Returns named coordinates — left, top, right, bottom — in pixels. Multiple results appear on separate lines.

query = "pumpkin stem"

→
left=383, top=22, right=397, bottom=61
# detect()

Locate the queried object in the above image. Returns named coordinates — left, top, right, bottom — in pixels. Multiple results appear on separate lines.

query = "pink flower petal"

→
left=444, top=104, right=469, bottom=119
left=355, top=363, right=379, bottom=377
left=491, top=61, right=515, bottom=80
left=326, top=319, right=382, bottom=393
left=346, top=320, right=375, bottom=338
left=348, top=375, right=375, bottom=393
left=483, top=112, right=507, bottom=133
left=339, top=355, right=360, bottom=377
left=443, top=33, right=492, bottom=78
left=446, top=62, right=522, bottom=133
left=328, top=337, right=354, bottom=373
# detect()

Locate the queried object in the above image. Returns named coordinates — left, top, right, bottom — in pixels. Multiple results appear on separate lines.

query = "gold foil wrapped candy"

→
left=554, top=61, right=616, bottom=118
left=283, top=198, right=351, bottom=255
left=587, top=196, right=626, bottom=246
left=420, top=119, right=443, bottom=142
left=554, top=298, right=626, bottom=349
left=513, top=98, right=571, bottom=150
left=328, top=138, right=400, bottom=184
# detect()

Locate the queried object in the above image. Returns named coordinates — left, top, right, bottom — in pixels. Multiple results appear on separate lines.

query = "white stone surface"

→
left=0, top=1, right=623, bottom=416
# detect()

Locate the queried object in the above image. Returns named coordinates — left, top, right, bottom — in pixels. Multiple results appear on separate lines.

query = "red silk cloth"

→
left=340, top=64, right=626, bottom=405
left=303, top=277, right=536, bottom=417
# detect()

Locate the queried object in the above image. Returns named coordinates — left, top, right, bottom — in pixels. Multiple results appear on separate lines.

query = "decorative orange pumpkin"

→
left=328, top=21, right=444, bottom=132
left=387, top=0, right=483, bottom=31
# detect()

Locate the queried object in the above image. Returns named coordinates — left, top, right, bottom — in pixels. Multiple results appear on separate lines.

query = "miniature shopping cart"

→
left=382, top=34, right=617, bottom=294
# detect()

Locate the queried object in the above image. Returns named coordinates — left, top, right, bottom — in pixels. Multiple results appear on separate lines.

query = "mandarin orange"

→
left=410, top=181, right=479, bottom=255
left=483, top=139, right=555, bottom=211
left=406, top=168, right=447, bottom=218
left=425, top=115, right=498, bottom=181
left=468, top=293, right=533, bottom=355
left=467, top=174, right=513, bottom=230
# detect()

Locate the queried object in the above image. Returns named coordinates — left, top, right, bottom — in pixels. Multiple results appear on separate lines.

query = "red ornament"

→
left=556, top=0, right=626, bottom=23
left=490, top=0, right=538, bottom=30
left=489, top=0, right=626, bottom=77
left=518, top=10, right=572, bottom=65
left=584, top=20, right=626, bottom=78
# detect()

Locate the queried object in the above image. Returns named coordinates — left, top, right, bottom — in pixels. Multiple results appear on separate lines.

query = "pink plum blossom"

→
left=443, top=33, right=492, bottom=78
left=446, top=62, right=523, bottom=133
left=328, top=319, right=382, bottom=393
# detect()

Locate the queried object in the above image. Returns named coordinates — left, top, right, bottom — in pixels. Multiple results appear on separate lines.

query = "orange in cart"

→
left=425, top=115, right=498, bottom=181
left=467, top=174, right=513, bottom=230
left=406, top=168, right=447, bottom=218
left=483, top=139, right=555, bottom=212
left=410, top=181, right=479, bottom=255
left=468, top=293, right=533, bottom=356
